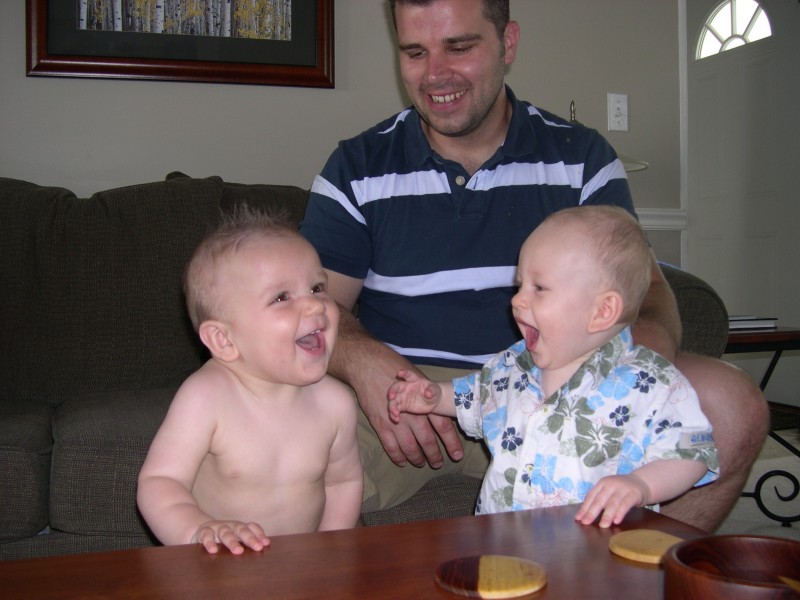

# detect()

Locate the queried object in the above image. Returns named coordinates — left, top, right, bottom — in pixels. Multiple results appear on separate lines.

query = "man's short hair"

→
left=388, top=0, right=510, bottom=40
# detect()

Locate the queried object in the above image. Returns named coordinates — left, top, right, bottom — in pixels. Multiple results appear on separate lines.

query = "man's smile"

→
left=430, top=90, right=466, bottom=104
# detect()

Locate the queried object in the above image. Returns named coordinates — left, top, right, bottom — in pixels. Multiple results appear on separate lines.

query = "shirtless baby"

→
left=137, top=206, right=363, bottom=554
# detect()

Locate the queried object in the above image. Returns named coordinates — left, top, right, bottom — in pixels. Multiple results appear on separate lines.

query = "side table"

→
left=724, top=326, right=800, bottom=526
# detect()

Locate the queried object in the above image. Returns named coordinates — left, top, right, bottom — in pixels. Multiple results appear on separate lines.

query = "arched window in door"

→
left=696, top=0, right=772, bottom=59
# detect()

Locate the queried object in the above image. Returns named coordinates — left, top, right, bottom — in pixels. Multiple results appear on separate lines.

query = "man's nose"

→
left=425, top=52, right=452, bottom=83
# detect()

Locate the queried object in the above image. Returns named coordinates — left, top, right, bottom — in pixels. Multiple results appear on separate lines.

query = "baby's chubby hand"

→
left=575, top=474, right=651, bottom=528
left=193, top=520, right=271, bottom=555
left=387, top=369, right=442, bottom=423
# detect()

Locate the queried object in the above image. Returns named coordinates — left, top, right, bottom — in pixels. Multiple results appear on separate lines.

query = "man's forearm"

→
left=329, top=306, right=382, bottom=383
left=328, top=305, right=417, bottom=386
left=632, top=258, right=681, bottom=360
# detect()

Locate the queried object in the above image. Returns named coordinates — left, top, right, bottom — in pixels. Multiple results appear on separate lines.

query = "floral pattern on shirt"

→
left=453, top=327, right=719, bottom=514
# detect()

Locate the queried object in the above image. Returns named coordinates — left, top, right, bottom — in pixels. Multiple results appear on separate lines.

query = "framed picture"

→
left=26, top=0, right=334, bottom=88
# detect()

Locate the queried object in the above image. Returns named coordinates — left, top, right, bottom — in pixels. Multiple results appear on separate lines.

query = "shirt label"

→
left=679, top=430, right=715, bottom=450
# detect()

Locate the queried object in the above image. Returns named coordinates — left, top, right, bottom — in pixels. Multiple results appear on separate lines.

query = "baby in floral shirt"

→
left=388, top=205, right=718, bottom=527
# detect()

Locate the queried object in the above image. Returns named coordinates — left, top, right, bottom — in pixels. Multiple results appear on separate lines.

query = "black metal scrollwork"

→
left=741, top=469, right=800, bottom=526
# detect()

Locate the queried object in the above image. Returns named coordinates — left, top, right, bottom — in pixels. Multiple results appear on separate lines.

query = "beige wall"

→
left=1, top=1, right=680, bottom=212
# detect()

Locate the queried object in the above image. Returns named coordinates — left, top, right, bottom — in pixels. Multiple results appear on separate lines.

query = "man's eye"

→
left=450, top=45, right=471, bottom=54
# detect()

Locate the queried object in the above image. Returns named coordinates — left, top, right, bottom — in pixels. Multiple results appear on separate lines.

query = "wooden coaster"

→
left=435, top=555, right=547, bottom=598
left=608, top=529, right=683, bottom=564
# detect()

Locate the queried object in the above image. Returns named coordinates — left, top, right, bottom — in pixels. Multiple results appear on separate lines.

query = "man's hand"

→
left=351, top=351, right=463, bottom=468
left=324, top=273, right=465, bottom=468
left=193, top=520, right=270, bottom=555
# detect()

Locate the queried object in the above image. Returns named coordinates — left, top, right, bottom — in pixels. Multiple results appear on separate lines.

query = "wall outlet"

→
left=607, top=93, right=629, bottom=131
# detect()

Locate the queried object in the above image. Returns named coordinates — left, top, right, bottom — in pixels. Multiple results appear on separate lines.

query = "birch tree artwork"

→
left=78, top=0, right=292, bottom=40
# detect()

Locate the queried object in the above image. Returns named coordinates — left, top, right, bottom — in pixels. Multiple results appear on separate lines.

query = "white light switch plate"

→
left=608, top=93, right=628, bottom=131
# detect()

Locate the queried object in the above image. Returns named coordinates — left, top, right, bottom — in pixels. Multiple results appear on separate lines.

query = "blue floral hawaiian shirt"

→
left=453, top=327, right=719, bottom=514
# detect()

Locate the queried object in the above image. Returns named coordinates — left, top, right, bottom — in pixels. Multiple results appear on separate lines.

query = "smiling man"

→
left=299, top=0, right=767, bottom=532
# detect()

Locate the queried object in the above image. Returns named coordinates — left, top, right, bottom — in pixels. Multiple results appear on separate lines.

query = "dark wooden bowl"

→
left=663, top=534, right=800, bottom=599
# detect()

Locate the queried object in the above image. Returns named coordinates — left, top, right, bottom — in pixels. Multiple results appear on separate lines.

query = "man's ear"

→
left=588, top=291, right=624, bottom=334
left=198, top=320, right=239, bottom=362
left=503, top=21, right=521, bottom=66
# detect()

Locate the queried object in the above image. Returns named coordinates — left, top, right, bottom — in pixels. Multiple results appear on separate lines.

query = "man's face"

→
left=394, top=0, right=518, bottom=140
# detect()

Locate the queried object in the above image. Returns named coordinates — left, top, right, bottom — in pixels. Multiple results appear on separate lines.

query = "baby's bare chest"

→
left=205, top=406, right=336, bottom=484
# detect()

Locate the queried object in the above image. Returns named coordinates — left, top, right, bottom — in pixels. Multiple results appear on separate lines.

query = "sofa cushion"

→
left=660, top=264, right=729, bottom=357
left=360, top=474, right=482, bottom=526
left=0, top=531, right=156, bottom=561
left=0, top=176, right=225, bottom=407
left=221, top=181, right=309, bottom=227
left=49, top=388, right=173, bottom=538
left=0, top=402, right=53, bottom=541
left=167, top=171, right=309, bottom=227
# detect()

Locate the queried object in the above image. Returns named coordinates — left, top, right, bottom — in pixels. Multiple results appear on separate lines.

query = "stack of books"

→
left=728, top=315, right=778, bottom=330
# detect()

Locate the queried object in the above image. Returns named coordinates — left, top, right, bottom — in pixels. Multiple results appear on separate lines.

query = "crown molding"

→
left=638, top=208, right=688, bottom=231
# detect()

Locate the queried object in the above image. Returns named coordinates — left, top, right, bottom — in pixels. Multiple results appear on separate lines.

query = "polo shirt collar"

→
left=402, top=85, right=532, bottom=167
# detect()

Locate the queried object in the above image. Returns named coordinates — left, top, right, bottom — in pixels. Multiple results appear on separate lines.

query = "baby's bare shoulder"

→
left=172, top=361, right=240, bottom=409
left=308, top=376, right=355, bottom=409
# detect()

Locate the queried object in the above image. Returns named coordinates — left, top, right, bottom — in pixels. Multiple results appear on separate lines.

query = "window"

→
left=697, top=0, right=772, bottom=59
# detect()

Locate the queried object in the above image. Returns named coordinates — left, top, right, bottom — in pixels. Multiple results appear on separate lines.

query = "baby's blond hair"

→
left=542, top=206, right=652, bottom=324
left=183, top=204, right=299, bottom=331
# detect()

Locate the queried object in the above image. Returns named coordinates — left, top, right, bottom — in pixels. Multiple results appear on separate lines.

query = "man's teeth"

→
left=431, top=90, right=465, bottom=103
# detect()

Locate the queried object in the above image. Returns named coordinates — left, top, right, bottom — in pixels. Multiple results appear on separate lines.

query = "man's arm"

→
left=325, top=270, right=465, bottom=468
left=631, top=252, right=682, bottom=361
left=630, top=254, right=769, bottom=531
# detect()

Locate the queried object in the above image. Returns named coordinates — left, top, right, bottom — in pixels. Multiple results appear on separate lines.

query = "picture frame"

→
left=26, top=0, right=334, bottom=88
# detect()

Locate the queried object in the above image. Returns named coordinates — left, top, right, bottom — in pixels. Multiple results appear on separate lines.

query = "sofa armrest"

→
left=660, top=264, right=729, bottom=358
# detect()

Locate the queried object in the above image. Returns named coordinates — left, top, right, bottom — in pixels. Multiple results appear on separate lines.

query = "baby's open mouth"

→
left=525, top=326, right=539, bottom=351
left=296, top=329, right=323, bottom=352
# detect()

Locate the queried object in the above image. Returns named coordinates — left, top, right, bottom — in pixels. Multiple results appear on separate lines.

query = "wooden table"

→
left=724, top=325, right=800, bottom=456
left=725, top=326, right=800, bottom=390
left=0, top=505, right=704, bottom=599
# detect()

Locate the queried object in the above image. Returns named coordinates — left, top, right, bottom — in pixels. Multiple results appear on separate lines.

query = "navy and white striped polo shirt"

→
left=301, top=87, right=634, bottom=369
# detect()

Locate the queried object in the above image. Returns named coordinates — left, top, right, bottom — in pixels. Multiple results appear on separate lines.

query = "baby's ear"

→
left=588, top=291, right=624, bottom=333
left=198, top=320, right=240, bottom=362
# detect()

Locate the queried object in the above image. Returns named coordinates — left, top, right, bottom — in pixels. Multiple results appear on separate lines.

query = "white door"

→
left=686, top=0, right=800, bottom=405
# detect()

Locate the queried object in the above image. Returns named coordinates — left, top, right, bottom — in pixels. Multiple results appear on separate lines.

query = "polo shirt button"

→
left=455, top=175, right=466, bottom=186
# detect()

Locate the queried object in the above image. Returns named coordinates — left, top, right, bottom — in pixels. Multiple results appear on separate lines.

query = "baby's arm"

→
left=137, top=377, right=269, bottom=554
left=575, top=459, right=707, bottom=528
left=387, top=368, right=456, bottom=423
left=318, top=381, right=364, bottom=531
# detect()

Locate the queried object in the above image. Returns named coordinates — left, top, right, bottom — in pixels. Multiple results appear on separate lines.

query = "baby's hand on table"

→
left=387, top=369, right=442, bottom=423
left=575, top=474, right=650, bottom=528
left=193, top=520, right=270, bottom=555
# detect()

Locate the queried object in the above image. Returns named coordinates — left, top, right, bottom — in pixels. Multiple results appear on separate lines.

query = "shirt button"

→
left=455, top=175, right=466, bottom=186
